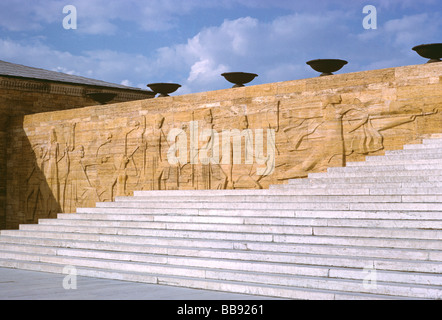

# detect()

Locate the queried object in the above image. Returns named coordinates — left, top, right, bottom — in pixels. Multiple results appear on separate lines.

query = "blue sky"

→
left=0, top=0, right=440, bottom=94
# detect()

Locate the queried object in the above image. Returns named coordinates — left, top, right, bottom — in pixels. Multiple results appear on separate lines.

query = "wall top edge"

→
left=19, top=62, right=442, bottom=122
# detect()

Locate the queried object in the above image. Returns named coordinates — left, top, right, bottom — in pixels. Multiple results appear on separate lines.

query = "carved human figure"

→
left=67, top=145, right=101, bottom=209
left=147, top=114, right=170, bottom=190
left=94, top=132, right=116, bottom=201
left=174, top=122, right=190, bottom=188
left=46, top=129, right=60, bottom=202
left=234, top=115, right=272, bottom=189
left=134, top=116, right=149, bottom=190
left=344, top=99, right=430, bottom=157
left=281, top=96, right=426, bottom=180
left=96, top=132, right=113, bottom=157
left=217, top=115, right=257, bottom=189
left=44, top=128, right=65, bottom=216
left=106, top=120, right=141, bottom=198
left=198, top=109, right=226, bottom=189
left=112, top=155, right=130, bottom=197
left=25, top=145, right=50, bottom=221
left=58, top=123, right=76, bottom=212
left=281, top=95, right=358, bottom=179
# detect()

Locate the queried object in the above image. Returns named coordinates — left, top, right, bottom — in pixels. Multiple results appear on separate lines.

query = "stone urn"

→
left=147, top=83, right=181, bottom=97
left=412, top=43, right=442, bottom=63
left=221, top=72, right=258, bottom=88
left=86, top=92, right=117, bottom=105
left=306, top=59, right=348, bottom=76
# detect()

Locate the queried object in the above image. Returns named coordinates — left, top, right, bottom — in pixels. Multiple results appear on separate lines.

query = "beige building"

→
left=0, top=60, right=155, bottom=229
left=2, top=61, right=441, bottom=229
left=0, top=60, right=441, bottom=299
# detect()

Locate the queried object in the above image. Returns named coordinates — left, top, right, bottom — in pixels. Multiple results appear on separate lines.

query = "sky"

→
left=0, top=0, right=440, bottom=95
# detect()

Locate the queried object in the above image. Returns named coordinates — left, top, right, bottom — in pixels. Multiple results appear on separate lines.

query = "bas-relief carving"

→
left=20, top=95, right=439, bottom=218
left=25, top=145, right=52, bottom=221
left=25, top=124, right=77, bottom=220
left=279, top=95, right=437, bottom=180
left=199, top=109, right=231, bottom=190
left=148, top=114, right=170, bottom=190
left=221, top=115, right=262, bottom=189
left=110, top=119, right=141, bottom=197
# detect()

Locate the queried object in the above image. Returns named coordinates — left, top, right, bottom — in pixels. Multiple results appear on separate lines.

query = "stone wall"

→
left=3, top=63, right=442, bottom=229
left=0, top=113, right=7, bottom=230
left=0, top=76, right=154, bottom=117
left=0, top=76, right=154, bottom=229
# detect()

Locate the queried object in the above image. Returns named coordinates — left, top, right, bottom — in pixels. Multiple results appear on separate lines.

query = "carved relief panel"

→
left=6, top=70, right=440, bottom=226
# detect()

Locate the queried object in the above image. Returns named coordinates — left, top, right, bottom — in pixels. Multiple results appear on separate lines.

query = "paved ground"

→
left=0, top=267, right=276, bottom=300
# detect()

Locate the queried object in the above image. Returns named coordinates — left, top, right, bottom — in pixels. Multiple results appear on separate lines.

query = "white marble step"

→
left=1, top=235, right=439, bottom=262
left=0, top=243, right=440, bottom=285
left=329, top=163, right=442, bottom=172
left=423, top=138, right=442, bottom=144
left=14, top=223, right=442, bottom=241
left=1, top=134, right=442, bottom=300
left=113, top=194, right=442, bottom=204
left=51, top=214, right=442, bottom=229
left=308, top=169, right=442, bottom=179
left=24, top=221, right=441, bottom=244
left=287, top=175, right=442, bottom=185
left=3, top=228, right=441, bottom=251
left=133, top=185, right=442, bottom=195
left=0, top=259, right=413, bottom=300
left=403, top=144, right=442, bottom=150
left=363, top=153, right=442, bottom=162
left=0, top=252, right=440, bottom=299
left=73, top=207, right=442, bottom=220
left=93, top=201, right=442, bottom=212
left=346, top=158, right=442, bottom=167
left=273, top=185, right=442, bottom=195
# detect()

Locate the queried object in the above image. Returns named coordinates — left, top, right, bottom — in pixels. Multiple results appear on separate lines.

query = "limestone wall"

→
left=0, top=76, right=155, bottom=229
left=3, top=63, right=442, bottom=229
left=0, top=114, right=7, bottom=230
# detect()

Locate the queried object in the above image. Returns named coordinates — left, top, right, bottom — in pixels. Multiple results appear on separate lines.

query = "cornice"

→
left=0, top=76, right=154, bottom=100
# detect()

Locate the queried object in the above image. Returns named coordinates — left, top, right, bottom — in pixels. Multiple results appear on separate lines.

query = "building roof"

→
left=0, top=59, right=148, bottom=91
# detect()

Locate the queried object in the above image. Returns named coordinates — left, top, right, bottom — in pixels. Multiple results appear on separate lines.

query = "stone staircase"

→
left=0, top=134, right=442, bottom=300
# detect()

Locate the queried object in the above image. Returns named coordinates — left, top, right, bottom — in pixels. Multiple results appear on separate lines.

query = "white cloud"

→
left=383, top=13, right=439, bottom=47
left=154, top=9, right=441, bottom=89
left=0, top=0, right=238, bottom=35
left=160, top=12, right=352, bottom=88
left=0, top=38, right=150, bottom=85
left=0, top=0, right=62, bottom=31
left=52, top=66, right=78, bottom=75
left=0, top=0, right=181, bottom=34
left=1, top=3, right=441, bottom=95
left=188, top=59, right=228, bottom=82
left=354, top=11, right=442, bottom=68
left=0, top=38, right=74, bottom=68
left=120, top=79, right=133, bottom=87
left=0, top=0, right=440, bottom=35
